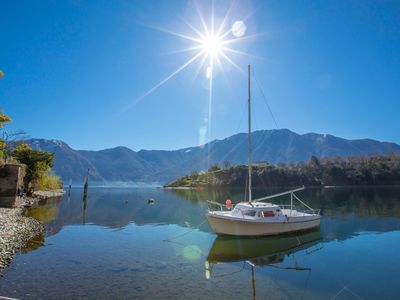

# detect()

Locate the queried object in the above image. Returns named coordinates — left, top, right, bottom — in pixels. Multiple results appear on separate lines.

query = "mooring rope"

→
left=162, top=218, right=208, bottom=242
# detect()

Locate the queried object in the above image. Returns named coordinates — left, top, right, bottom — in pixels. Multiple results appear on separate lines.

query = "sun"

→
left=201, top=35, right=223, bottom=56
left=130, top=2, right=256, bottom=106
left=123, top=1, right=257, bottom=169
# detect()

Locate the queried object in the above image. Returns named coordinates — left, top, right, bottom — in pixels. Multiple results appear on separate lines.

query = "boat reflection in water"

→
left=205, top=228, right=322, bottom=279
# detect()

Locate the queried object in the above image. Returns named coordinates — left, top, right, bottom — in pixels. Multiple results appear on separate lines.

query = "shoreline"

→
left=164, top=184, right=400, bottom=189
left=0, top=190, right=64, bottom=274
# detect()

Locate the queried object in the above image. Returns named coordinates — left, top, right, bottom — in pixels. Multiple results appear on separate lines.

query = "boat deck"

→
left=281, top=209, right=316, bottom=217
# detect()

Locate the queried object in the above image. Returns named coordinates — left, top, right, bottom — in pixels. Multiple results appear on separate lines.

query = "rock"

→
left=0, top=195, right=46, bottom=273
left=31, top=189, right=65, bottom=200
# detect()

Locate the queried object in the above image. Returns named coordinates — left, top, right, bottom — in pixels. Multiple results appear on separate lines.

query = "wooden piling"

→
left=82, top=169, right=89, bottom=224
left=68, top=179, right=72, bottom=197
left=83, top=169, right=89, bottom=201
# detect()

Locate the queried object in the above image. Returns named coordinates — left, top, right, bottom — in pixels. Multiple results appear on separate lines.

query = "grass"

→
left=33, top=171, right=63, bottom=191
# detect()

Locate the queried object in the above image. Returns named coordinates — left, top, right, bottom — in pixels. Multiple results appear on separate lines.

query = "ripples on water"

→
left=1, top=187, right=400, bottom=299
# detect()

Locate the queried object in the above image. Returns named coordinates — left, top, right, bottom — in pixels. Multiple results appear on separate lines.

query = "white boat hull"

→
left=206, top=213, right=321, bottom=236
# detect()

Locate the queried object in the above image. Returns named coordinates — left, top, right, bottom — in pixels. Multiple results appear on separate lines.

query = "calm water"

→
left=1, top=187, right=400, bottom=299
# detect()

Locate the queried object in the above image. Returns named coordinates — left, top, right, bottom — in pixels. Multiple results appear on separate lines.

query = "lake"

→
left=1, top=187, right=400, bottom=299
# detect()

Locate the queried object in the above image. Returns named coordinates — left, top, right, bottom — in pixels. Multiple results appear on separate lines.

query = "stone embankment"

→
left=0, top=190, right=64, bottom=273
left=31, top=189, right=65, bottom=200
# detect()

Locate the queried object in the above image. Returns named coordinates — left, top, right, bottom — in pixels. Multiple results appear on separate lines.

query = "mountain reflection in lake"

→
left=1, top=187, right=400, bottom=299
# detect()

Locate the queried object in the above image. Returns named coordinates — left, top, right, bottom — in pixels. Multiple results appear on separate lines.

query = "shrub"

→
left=13, top=143, right=62, bottom=192
left=32, top=170, right=63, bottom=191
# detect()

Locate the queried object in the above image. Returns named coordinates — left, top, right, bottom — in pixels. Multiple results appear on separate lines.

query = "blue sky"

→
left=1, top=0, right=399, bottom=151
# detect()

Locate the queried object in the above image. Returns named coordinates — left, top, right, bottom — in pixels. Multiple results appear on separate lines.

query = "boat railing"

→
left=278, top=204, right=320, bottom=216
left=253, top=187, right=320, bottom=216
left=206, top=200, right=229, bottom=211
left=206, top=201, right=250, bottom=218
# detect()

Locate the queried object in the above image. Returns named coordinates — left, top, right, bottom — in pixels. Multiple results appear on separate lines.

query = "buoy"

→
left=0, top=70, right=4, bottom=78
left=225, top=199, right=232, bottom=209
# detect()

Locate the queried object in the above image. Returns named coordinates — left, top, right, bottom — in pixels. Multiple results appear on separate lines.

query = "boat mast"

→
left=248, top=64, right=252, bottom=203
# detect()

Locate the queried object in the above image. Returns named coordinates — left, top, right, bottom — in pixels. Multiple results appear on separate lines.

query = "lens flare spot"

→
left=198, top=126, right=207, bottom=147
left=206, top=66, right=212, bottom=79
left=231, top=20, right=246, bottom=38
left=183, top=245, right=202, bottom=261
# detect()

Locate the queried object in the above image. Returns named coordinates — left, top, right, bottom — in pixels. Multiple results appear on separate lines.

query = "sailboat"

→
left=206, top=65, right=321, bottom=236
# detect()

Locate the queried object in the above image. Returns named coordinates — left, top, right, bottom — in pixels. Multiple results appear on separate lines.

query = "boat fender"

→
left=225, top=199, right=232, bottom=209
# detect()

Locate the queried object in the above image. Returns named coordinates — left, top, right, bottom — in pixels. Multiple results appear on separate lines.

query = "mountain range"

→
left=26, top=129, right=400, bottom=185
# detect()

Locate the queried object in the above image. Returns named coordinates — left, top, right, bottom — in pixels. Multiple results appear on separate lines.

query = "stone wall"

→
left=0, top=164, right=25, bottom=208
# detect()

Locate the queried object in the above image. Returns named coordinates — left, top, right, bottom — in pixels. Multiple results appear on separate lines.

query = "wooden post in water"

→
left=68, top=178, right=72, bottom=197
left=83, top=169, right=89, bottom=201
left=82, top=169, right=89, bottom=224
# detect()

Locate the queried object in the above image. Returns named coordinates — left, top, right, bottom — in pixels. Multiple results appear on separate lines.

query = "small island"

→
left=165, top=154, right=400, bottom=188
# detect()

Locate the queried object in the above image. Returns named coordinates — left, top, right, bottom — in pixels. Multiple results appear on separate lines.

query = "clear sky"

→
left=1, top=0, right=399, bottom=151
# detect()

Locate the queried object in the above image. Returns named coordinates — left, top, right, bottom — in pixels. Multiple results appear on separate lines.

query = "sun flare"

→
left=124, top=1, right=257, bottom=169
left=126, top=2, right=258, bottom=155
left=201, top=35, right=223, bottom=56
left=132, top=2, right=255, bottom=106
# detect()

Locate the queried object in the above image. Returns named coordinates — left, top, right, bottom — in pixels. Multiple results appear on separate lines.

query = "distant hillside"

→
left=26, top=129, right=400, bottom=184
left=165, top=154, right=400, bottom=188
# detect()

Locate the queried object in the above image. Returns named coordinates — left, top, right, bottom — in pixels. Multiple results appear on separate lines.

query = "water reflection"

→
left=83, top=191, right=88, bottom=225
left=171, top=186, right=400, bottom=241
left=26, top=187, right=400, bottom=242
left=27, top=188, right=211, bottom=237
left=4, top=187, right=400, bottom=299
left=169, top=186, right=400, bottom=216
left=27, top=205, right=59, bottom=223
left=21, top=233, right=45, bottom=254
left=206, top=229, right=322, bottom=267
left=205, top=229, right=322, bottom=300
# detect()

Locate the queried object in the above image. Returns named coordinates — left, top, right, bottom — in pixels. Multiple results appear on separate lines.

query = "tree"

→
left=1, top=130, right=29, bottom=162
left=0, top=70, right=12, bottom=160
left=13, top=143, right=61, bottom=192
left=0, top=112, right=11, bottom=128
left=208, top=164, right=220, bottom=172
left=309, top=155, right=320, bottom=168
left=222, top=160, right=231, bottom=169
left=0, top=111, right=12, bottom=161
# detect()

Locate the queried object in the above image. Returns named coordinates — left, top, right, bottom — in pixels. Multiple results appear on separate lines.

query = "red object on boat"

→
left=262, top=211, right=275, bottom=217
left=225, top=199, right=232, bottom=209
